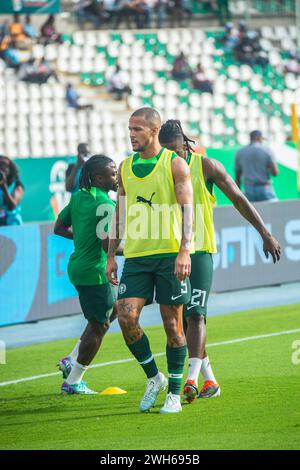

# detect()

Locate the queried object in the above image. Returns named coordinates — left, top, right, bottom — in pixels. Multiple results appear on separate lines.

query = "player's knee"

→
left=187, top=314, right=205, bottom=327
left=164, top=317, right=184, bottom=341
left=117, top=301, right=140, bottom=331
left=89, top=320, right=109, bottom=336
left=117, top=311, right=137, bottom=331
left=167, top=332, right=186, bottom=347
left=101, top=320, right=110, bottom=334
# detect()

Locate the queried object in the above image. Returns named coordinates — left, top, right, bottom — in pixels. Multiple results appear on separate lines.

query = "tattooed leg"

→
left=117, top=297, right=160, bottom=381
left=117, top=297, right=146, bottom=345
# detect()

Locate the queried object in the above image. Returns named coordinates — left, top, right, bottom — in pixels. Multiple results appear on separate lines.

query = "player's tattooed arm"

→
left=171, top=157, right=194, bottom=280
left=203, top=157, right=281, bottom=263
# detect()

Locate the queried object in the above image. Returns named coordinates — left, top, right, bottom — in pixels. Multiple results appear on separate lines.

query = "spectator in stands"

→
left=249, top=30, right=269, bottom=67
left=169, top=0, right=192, bottom=27
left=18, top=57, right=59, bottom=84
left=8, top=14, right=25, bottom=42
left=142, top=0, right=157, bottom=28
left=233, top=28, right=253, bottom=64
left=114, top=1, right=137, bottom=28
left=66, top=83, right=94, bottom=110
left=109, top=0, right=157, bottom=28
left=101, top=0, right=119, bottom=25
left=284, top=51, right=300, bottom=76
left=75, top=0, right=101, bottom=29
left=36, top=57, right=59, bottom=82
left=65, top=143, right=91, bottom=193
left=238, top=19, right=247, bottom=35
left=235, top=130, right=279, bottom=202
left=24, top=14, right=39, bottom=39
left=221, top=22, right=238, bottom=52
left=233, top=21, right=268, bottom=68
left=216, top=0, right=231, bottom=25
left=0, top=155, right=24, bottom=226
left=113, top=0, right=150, bottom=29
left=192, top=63, right=214, bottom=94
left=132, top=0, right=156, bottom=28
left=155, top=0, right=168, bottom=28
left=17, top=58, right=37, bottom=82
left=40, top=15, right=61, bottom=44
left=2, top=40, right=21, bottom=69
left=0, top=34, right=11, bottom=55
left=0, top=20, right=9, bottom=43
left=108, top=64, right=132, bottom=102
left=172, top=52, right=192, bottom=81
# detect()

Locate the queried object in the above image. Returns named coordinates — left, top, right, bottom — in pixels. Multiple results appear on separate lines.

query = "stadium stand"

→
left=1, top=26, right=299, bottom=160
left=0, top=1, right=299, bottom=161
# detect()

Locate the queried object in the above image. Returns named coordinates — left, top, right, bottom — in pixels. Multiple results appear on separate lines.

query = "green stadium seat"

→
left=92, top=73, right=106, bottom=86
left=61, top=34, right=73, bottom=44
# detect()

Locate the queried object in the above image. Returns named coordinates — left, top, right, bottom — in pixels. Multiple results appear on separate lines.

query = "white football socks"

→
left=66, top=360, right=87, bottom=385
left=201, top=356, right=217, bottom=383
left=68, top=339, right=81, bottom=363
left=187, top=358, right=202, bottom=386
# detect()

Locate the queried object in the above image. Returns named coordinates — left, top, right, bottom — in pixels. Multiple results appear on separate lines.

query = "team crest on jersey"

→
left=119, top=283, right=127, bottom=295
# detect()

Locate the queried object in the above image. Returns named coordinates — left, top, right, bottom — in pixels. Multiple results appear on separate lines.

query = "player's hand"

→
left=263, top=234, right=281, bottom=264
left=175, top=249, right=191, bottom=281
left=106, top=256, right=119, bottom=285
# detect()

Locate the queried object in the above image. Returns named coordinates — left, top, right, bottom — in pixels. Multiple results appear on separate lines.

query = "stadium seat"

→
left=274, top=26, right=287, bottom=40
left=237, top=132, right=249, bottom=145
left=73, top=31, right=85, bottom=47
left=44, top=44, right=58, bottom=62
left=226, top=79, right=239, bottom=95
left=285, top=74, right=298, bottom=91
left=288, top=25, right=297, bottom=40
left=31, top=143, right=44, bottom=158
left=1, top=25, right=297, bottom=159
left=32, top=44, right=45, bottom=60
left=261, top=26, right=274, bottom=40
left=85, top=31, right=98, bottom=47
left=227, top=65, right=240, bottom=80
left=5, top=145, right=18, bottom=158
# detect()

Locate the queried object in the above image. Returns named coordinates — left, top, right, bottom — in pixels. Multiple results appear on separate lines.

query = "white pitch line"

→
left=1, top=328, right=300, bottom=388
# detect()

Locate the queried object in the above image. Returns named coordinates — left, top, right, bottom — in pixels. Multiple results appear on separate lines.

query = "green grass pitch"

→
left=1, top=303, right=300, bottom=450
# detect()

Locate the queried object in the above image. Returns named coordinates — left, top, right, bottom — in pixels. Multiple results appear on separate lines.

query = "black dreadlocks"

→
left=159, top=119, right=195, bottom=154
left=0, top=155, right=22, bottom=186
left=79, top=154, right=114, bottom=191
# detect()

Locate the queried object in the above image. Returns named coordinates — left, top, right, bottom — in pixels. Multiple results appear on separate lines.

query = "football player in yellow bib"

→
left=106, top=108, right=194, bottom=414
left=159, top=119, right=281, bottom=403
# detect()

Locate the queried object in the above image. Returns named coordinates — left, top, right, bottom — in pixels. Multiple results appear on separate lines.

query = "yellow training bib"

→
left=121, top=149, right=186, bottom=258
left=189, top=153, right=217, bottom=253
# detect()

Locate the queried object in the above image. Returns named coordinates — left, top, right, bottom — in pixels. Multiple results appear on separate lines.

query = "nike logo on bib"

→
left=171, top=294, right=183, bottom=300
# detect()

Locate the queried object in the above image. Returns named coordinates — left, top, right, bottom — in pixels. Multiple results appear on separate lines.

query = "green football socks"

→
left=128, top=334, right=159, bottom=379
left=166, top=344, right=187, bottom=395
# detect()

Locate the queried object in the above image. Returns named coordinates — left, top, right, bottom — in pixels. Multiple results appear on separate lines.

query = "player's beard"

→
left=135, top=136, right=152, bottom=153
